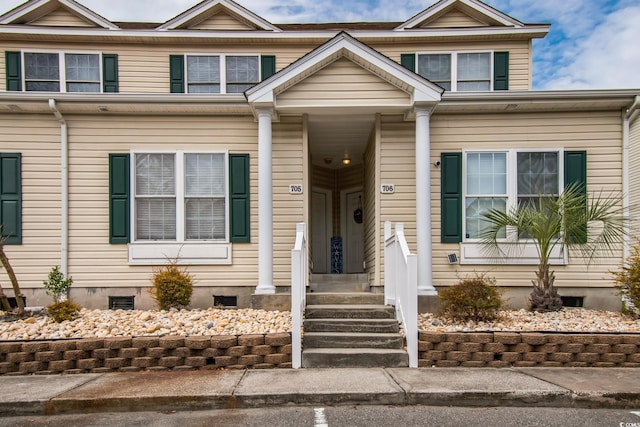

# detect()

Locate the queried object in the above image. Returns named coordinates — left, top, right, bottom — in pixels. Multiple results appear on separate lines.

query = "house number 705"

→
left=289, top=184, right=303, bottom=194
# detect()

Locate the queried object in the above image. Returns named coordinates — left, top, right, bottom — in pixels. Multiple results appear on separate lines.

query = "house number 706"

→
left=380, top=184, right=395, bottom=194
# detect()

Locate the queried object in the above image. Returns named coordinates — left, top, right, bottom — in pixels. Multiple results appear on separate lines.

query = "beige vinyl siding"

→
left=430, top=111, right=624, bottom=290
left=191, top=12, right=256, bottom=30
left=363, top=128, right=378, bottom=284
left=379, top=115, right=418, bottom=286
left=0, top=114, right=61, bottom=287
left=376, top=40, right=532, bottom=90
left=2, top=38, right=530, bottom=93
left=62, top=114, right=261, bottom=289
left=277, top=57, right=411, bottom=109
left=630, top=118, right=640, bottom=233
left=28, top=7, right=95, bottom=27
left=0, top=42, right=314, bottom=94
left=272, top=116, right=305, bottom=285
left=420, top=9, right=489, bottom=28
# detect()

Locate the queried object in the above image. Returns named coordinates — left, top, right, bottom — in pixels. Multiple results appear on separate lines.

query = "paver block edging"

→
left=0, top=333, right=292, bottom=375
left=419, top=331, right=640, bottom=368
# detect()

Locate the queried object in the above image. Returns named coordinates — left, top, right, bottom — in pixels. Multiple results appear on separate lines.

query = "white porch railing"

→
left=384, top=221, right=418, bottom=368
left=291, top=223, right=307, bottom=369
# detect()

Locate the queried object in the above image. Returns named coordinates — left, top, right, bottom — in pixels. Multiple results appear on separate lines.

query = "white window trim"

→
left=184, top=53, right=261, bottom=94
left=21, top=49, right=104, bottom=93
left=128, top=150, right=231, bottom=266
left=416, top=50, right=494, bottom=92
left=460, top=147, right=568, bottom=265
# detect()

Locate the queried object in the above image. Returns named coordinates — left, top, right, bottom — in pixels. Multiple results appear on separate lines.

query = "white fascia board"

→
left=0, top=25, right=550, bottom=40
left=0, top=0, right=118, bottom=29
left=397, top=0, right=523, bottom=30
left=157, top=0, right=280, bottom=32
left=441, top=89, right=640, bottom=103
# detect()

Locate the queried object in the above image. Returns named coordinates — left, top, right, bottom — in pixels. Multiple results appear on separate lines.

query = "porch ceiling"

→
left=308, top=113, right=375, bottom=169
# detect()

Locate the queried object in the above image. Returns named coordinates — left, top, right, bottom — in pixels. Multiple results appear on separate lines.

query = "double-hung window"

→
left=129, top=151, right=231, bottom=265
left=417, top=52, right=491, bottom=91
left=464, top=152, right=507, bottom=239
left=133, top=151, right=227, bottom=243
left=460, top=149, right=566, bottom=264
left=23, top=52, right=101, bottom=92
left=185, top=54, right=259, bottom=94
left=464, top=150, right=560, bottom=241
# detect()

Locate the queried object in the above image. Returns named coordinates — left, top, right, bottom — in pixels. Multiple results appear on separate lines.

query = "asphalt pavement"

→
left=0, top=367, right=639, bottom=416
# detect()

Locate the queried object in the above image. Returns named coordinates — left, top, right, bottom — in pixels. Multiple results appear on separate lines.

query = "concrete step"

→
left=304, top=318, right=399, bottom=333
left=310, top=273, right=368, bottom=283
left=306, top=292, right=384, bottom=306
left=302, top=348, right=409, bottom=368
left=309, top=282, right=370, bottom=293
left=303, top=332, right=404, bottom=349
left=305, top=305, right=396, bottom=319
left=309, top=274, right=370, bottom=293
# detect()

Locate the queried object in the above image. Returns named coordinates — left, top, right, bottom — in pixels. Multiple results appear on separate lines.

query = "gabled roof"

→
left=0, top=0, right=118, bottom=29
left=157, top=0, right=281, bottom=31
left=396, top=0, right=524, bottom=30
left=246, top=32, right=443, bottom=109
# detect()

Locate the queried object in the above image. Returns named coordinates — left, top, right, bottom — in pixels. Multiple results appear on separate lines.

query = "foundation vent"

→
left=213, top=295, right=238, bottom=308
left=109, top=296, right=135, bottom=310
left=561, top=296, right=584, bottom=308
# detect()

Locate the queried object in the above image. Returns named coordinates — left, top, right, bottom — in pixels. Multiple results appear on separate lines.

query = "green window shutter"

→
left=109, top=154, right=130, bottom=244
left=0, top=153, right=22, bottom=245
left=102, top=54, right=119, bottom=93
left=564, top=150, right=587, bottom=244
left=229, top=154, right=250, bottom=243
left=493, top=51, right=509, bottom=90
left=5, top=51, right=22, bottom=92
left=441, top=152, right=462, bottom=243
left=261, top=55, right=276, bottom=81
left=400, top=53, right=416, bottom=72
left=169, top=55, right=185, bottom=93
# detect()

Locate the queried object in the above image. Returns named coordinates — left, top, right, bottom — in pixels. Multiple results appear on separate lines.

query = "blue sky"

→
left=1, top=0, right=639, bottom=90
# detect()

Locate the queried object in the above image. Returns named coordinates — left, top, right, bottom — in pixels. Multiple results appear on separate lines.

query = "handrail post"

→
left=291, top=222, right=306, bottom=369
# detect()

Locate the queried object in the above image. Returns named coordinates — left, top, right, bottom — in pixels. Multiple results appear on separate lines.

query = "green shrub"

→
left=611, top=239, right=640, bottom=318
left=47, top=299, right=81, bottom=323
left=43, top=266, right=73, bottom=303
left=148, top=263, right=193, bottom=310
left=438, top=274, right=505, bottom=321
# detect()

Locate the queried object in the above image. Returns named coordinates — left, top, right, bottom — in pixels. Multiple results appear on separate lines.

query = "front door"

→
left=311, top=189, right=332, bottom=273
left=343, top=189, right=364, bottom=273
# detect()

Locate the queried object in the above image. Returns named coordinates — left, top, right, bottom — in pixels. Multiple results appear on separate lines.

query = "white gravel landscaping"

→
left=1, top=307, right=639, bottom=341
left=418, top=308, right=640, bottom=333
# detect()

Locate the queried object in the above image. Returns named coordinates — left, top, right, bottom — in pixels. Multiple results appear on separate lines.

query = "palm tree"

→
left=480, top=183, right=627, bottom=312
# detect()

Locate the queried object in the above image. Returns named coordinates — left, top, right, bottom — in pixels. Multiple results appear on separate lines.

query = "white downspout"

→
left=623, top=95, right=639, bottom=260
left=48, top=99, right=69, bottom=278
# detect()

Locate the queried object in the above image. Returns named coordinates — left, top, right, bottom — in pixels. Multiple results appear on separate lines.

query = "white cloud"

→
left=540, top=5, right=640, bottom=89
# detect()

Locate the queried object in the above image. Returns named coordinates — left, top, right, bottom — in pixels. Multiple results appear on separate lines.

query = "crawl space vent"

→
left=109, top=296, right=135, bottom=310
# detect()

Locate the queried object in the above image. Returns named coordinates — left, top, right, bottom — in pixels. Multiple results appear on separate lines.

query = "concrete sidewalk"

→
left=1, top=368, right=639, bottom=416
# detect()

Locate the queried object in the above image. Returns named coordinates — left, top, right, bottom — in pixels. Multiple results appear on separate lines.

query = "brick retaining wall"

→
left=0, top=333, right=291, bottom=375
left=419, top=331, right=640, bottom=368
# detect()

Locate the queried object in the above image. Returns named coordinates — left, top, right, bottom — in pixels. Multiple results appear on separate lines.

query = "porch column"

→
left=256, top=108, right=275, bottom=294
left=415, top=107, right=437, bottom=295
